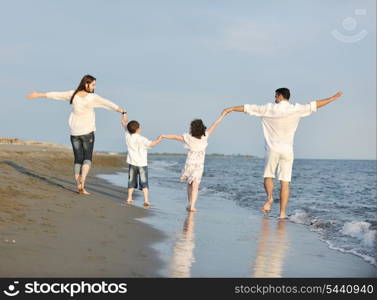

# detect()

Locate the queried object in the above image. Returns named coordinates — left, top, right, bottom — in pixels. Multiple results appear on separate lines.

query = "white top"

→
left=180, top=132, right=209, bottom=184
left=45, top=90, right=120, bottom=136
left=182, top=133, right=208, bottom=152
left=125, top=132, right=152, bottom=167
left=244, top=101, right=317, bottom=154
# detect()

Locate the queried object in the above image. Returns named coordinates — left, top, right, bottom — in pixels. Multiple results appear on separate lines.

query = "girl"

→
left=162, top=111, right=228, bottom=212
left=26, top=75, right=126, bottom=195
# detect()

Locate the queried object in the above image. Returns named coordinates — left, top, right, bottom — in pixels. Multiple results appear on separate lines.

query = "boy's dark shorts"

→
left=128, top=164, right=149, bottom=190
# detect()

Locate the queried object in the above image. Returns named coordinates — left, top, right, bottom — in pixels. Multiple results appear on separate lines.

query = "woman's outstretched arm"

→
left=26, top=90, right=74, bottom=101
left=161, top=135, right=184, bottom=142
left=206, top=110, right=229, bottom=137
left=93, top=94, right=126, bottom=114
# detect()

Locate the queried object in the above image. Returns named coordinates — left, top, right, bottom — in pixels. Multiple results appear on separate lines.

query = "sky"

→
left=1, top=0, right=375, bottom=159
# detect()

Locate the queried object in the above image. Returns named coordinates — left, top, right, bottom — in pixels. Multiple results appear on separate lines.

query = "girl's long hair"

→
left=70, top=74, right=96, bottom=104
left=190, top=119, right=207, bottom=139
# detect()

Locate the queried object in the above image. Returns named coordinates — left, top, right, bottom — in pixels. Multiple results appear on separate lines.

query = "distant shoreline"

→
left=0, top=137, right=69, bottom=148
left=1, top=137, right=375, bottom=160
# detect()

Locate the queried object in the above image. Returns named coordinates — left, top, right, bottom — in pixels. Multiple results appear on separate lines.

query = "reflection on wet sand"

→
left=169, top=212, right=196, bottom=277
left=252, top=216, right=289, bottom=277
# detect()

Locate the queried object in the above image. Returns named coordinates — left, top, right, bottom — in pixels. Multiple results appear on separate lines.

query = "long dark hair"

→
left=190, top=119, right=207, bottom=139
left=70, top=75, right=96, bottom=104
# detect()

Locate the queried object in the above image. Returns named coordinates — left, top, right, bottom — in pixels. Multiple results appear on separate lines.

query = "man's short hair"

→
left=275, top=87, right=290, bottom=100
left=127, top=120, right=140, bottom=134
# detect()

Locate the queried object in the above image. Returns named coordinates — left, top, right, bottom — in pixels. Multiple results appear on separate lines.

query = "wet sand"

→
left=99, top=168, right=377, bottom=278
left=0, top=143, right=164, bottom=277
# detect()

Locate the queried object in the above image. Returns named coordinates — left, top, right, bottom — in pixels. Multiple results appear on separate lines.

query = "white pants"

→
left=263, top=151, right=294, bottom=182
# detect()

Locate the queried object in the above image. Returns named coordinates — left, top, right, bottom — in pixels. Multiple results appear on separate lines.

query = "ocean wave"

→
left=341, top=221, right=377, bottom=248
left=289, top=210, right=311, bottom=225
left=289, top=210, right=377, bottom=267
left=326, top=241, right=376, bottom=267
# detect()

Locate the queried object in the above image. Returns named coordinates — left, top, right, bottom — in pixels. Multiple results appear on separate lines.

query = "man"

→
left=223, top=88, right=343, bottom=218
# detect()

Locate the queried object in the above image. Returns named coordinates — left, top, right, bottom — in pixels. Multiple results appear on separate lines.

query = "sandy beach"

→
left=0, top=142, right=164, bottom=277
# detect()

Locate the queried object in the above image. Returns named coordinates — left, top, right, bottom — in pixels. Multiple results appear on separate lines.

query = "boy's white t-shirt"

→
left=125, top=132, right=152, bottom=167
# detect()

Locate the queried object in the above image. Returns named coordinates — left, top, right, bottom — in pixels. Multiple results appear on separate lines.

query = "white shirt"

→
left=125, top=132, right=152, bottom=167
left=244, top=100, right=317, bottom=154
left=45, top=90, right=120, bottom=136
left=182, top=132, right=208, bottom=152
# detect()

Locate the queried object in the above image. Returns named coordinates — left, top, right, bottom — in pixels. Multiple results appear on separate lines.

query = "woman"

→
left=26, top=74, right=126, bottom=195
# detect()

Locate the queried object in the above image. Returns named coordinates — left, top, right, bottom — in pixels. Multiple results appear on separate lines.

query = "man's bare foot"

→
left=127, top=199, right=134, bottom=204
left=186, top=206, right=197, bottom=212
left=262, top=198, right=273, bottom=212
left=143, top=201, right=151, bottom=207
left=278, top=214, right=288, bottom=219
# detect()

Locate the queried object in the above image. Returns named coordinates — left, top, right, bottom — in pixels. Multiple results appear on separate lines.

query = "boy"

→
left=121, top=114, right=163, bottom=206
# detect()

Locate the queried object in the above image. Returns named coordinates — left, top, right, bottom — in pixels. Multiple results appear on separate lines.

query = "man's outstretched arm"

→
left=222, top=106, right=245, bottom=114
left=316, top=91, right=343, bottom=109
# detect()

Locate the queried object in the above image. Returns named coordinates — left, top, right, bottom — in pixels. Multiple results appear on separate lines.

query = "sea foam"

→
left=341, top=221, right=377, bottom=248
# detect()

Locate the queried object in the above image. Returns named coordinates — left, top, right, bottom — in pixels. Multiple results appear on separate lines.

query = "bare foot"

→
left=262, top=198, right=273, bottom=212
left=127, top=199, right=134, bottom=204
left=143, top=201, right=151, bottom=207
left=77, top=187, right=90, bottom=195
left=186, top=206, right=197, bottom=212
left=76, top=180, right=82, bottom=194
left=278, top=214, right=288, bottom=219
left=78, top=179, right=90, bottom=195
left=81, top=188, right=91, bottom=195
left=76, top=176, right=82, bottom=193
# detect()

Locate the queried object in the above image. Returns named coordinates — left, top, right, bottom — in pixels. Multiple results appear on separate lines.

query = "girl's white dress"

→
left=180, top=132, right=208, bottom=184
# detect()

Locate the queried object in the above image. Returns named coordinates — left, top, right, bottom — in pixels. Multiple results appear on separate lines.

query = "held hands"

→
left=221, top=108, right=232, bottom=116
left=120, top=114, right=128, bottom=126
